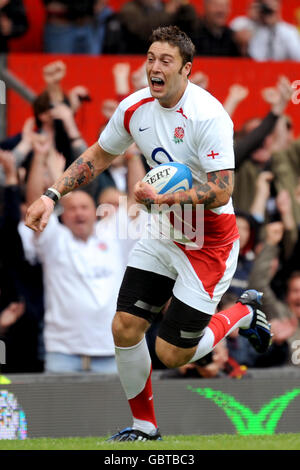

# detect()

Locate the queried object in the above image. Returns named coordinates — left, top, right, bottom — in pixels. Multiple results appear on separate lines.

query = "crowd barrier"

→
left=4, top=54, right=300, bottom=147
left=1, top=367, right=300, bottom=439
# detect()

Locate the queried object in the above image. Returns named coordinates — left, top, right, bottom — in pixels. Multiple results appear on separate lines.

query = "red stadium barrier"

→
left=6, top=55, right=300, bottom=146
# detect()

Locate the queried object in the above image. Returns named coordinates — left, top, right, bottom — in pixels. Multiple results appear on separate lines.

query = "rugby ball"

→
left=142, top=162, right=192, bottom=194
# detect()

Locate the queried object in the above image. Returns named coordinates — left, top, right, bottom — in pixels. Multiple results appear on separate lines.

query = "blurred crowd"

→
left=0, top=0, right=300, bottom=60
left=0, top=0, right=300, bottom=378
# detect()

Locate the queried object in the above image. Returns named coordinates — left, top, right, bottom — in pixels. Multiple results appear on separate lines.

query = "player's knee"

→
left=112, top=311, right=149, bottom=347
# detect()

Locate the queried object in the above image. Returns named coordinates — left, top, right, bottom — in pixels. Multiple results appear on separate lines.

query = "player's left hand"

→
left=134, top=181, right=158, bottom=210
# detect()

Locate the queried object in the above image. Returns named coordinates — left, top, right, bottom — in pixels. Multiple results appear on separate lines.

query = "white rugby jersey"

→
left=99, top=81, right=239, bottom=248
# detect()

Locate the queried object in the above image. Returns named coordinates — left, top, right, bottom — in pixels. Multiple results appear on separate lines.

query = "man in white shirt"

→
left=25, top=26, right=271, bottom=441
left=32, top=190, right=126, bottom=374
left=231, top=0, right=300, bottom=61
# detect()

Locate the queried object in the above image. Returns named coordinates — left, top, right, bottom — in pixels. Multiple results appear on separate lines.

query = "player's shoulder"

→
left=185, top=82, right=230, bottom=122
left=118, top=87, right=154, bottom=113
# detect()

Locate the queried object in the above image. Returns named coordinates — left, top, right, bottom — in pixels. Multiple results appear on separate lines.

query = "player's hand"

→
left=25, top=196, right=55, bottom=232
left=134, top=181, right=158, bottom=210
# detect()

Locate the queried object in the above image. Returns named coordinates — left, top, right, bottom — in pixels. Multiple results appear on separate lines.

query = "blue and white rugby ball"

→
left=142, top=162, right=192, bottom=194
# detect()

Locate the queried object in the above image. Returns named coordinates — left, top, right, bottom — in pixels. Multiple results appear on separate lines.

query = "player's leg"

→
left=155, top=291, right=270, bottom=368
left=154, top=295, right=252, bottom=368
left=155, top=295, right=212, bottom=368
left=189, top=289, right=271, bottom=363
left=109, top=265, right=175, bottom=442
left=154, top=239, right=271, bottom=367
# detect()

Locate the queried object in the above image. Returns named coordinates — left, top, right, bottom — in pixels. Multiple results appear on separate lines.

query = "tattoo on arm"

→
left=52, top=156, right=96, bottom=197
left=156, top=169, right=234, bottom=209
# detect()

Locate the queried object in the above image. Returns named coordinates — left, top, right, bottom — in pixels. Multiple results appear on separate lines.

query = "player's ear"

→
left=183, top=62, right=192, bottom=78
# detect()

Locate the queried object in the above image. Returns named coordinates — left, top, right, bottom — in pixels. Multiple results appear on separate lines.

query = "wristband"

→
left=43, top=187, right=61, bottom=204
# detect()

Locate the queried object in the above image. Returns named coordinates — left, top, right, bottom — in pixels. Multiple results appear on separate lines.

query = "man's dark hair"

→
left=287, top=271, right=300, bottom=289
left=149, top=26, right=195, bottom=65
left=32, top=90, right=52, bottom=128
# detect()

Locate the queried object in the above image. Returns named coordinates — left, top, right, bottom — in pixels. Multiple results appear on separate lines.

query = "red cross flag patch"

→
left=207, top=150, right=219, bottom=159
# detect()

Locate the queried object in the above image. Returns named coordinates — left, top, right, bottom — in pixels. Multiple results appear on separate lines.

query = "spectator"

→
left=271, top=135, right=300, bottom=228
left=229, top=211, right=259, bottom=297
left=224, top=252, right=291, bottom=368
left=230, top=15, right=255, bottom=57
left=230, top=0, right=300, bottom=61
left=245, top=229, right=299, bottom=366
left=0, top=0, right=28, bottom=53
left=118, top=0, right=197, bottom=54
left=22, top=137, right=146, bottom=374
left=248, top=221, right=295, bottom=320
left=233, top=76, right=294, bottom=218
left=193, top=0, right=240, bottom=57
left=0, top=150, right=44, bottom=373
left=43, top=0, right=97, bottom=54
left=0, top=61, right=90, bottom=187
left=90, top=0, right=114, bottom=54
left=284, top=273, right=300, bottom=346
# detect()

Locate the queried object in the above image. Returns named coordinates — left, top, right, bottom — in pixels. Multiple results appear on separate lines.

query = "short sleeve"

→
left=196, top=113, right=235, bottom=173
left=99, top=105, right=134, bottom=155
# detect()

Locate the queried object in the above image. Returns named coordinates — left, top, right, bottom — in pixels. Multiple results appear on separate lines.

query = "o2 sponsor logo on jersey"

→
left=151, top=147, right=174, bottom=165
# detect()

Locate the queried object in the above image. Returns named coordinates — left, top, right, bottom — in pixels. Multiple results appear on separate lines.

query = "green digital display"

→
left=188, top=387, right=300, bottom=435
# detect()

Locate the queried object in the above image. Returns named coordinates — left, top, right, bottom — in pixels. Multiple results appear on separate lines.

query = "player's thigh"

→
left=172, top=239, right=240, bottom=314
left=116, top=266, right=175, bottom=324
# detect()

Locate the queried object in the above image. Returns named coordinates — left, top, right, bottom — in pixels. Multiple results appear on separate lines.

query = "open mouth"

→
left=150, top=77, right=165, bottom=91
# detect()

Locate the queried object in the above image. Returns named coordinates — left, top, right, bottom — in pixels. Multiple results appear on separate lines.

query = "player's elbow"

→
left=220, top=190, right=232, bottom=207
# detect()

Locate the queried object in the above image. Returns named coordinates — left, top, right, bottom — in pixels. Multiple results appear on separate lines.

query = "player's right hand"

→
left=25, top=196, right=55, bottom=232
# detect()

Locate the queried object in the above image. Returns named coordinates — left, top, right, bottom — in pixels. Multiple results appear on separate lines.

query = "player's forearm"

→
left=156, top=169, right=234, bottom=209
left=50, top=143, right=115, bottom=198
